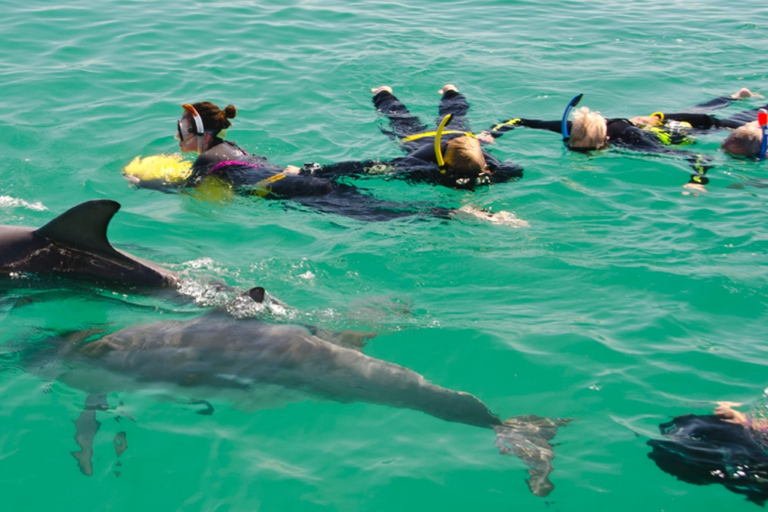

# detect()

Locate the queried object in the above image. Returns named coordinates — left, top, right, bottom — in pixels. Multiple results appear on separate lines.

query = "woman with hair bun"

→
left=127, top=100, right=455, bottom=222
left=175, top=101, right=289, bottom=184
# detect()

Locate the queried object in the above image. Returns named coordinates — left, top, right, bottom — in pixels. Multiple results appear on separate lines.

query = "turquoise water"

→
left=2, top=0, right=768, bottom=510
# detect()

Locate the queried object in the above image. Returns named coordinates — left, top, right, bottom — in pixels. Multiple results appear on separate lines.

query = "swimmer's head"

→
left=443, top=135, right=487, bottom=176
left=177, top=101, right=237, bottom=153
left=569, top=107, right=608, bottom=150
left=721, top=121, right=763, bottom=157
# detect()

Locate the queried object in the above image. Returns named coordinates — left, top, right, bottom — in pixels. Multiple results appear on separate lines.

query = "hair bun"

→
left=224, top=105, right=237, bottom=119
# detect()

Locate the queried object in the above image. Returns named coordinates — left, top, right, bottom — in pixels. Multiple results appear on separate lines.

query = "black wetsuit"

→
left=311, top=89, right=523, bottom=190
left=141, top=140, right=450, bottom=222
left=489, top=95, right=767, bottom=186
left=648, top=414, right=768, bottom=505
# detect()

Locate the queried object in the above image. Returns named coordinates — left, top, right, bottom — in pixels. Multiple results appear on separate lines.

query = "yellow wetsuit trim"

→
left=491, top=118, right=521, bottom=131
left=253, top=172, right=287, bottom=197
left=650, top=112, right=664, bottom=123
left=644, top=126, right=672, bottom=145
left=401, top=129, right=474, bottom=142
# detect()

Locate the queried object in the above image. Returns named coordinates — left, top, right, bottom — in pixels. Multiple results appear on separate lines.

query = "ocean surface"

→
left=2, top=1, right=768, bottom=510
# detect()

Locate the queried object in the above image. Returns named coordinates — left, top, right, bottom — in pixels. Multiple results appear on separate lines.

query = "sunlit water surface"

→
left=2, top=1, right=768, bottom=510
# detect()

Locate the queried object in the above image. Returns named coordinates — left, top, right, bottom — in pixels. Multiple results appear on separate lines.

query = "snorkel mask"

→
left=178, top=103, right=205, bottom=154
left=758, top=108, right=768, bottom=160
left=561, top=93, right=583, bottom=147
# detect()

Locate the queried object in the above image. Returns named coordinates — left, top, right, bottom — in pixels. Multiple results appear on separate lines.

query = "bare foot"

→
left=438, top=84, right=459, bottom=95
left=370, top=85, right=393, bottom=95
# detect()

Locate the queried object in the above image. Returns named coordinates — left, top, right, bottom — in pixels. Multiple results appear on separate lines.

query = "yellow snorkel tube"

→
left=435, top=113, right=453, bottom=173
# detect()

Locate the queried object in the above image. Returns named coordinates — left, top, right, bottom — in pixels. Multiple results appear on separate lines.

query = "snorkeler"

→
left=310, top=85, right=523, bottom=190
left=128, top=101, right=453, bottom=222
left=487, top=88, right=764, bottom=190
left=721, top=109, right=768, bottom=159
left=648, top=398, right=768, bottom=505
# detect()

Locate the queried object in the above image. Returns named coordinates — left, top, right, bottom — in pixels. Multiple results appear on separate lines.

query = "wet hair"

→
left=190, top=101, right=237, bottom=135
left=443, top=135, right=487, bottom=176
left=570, top=107, right=607, bottom=149
left=721, top=121, right=762, bottom=157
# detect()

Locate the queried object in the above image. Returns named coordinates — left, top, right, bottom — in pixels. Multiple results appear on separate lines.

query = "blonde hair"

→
left=570, top=107, right=607, bottom=149
left=443, top=135, right=487, bottom=175
left=721, top=121, right=763, bottom=157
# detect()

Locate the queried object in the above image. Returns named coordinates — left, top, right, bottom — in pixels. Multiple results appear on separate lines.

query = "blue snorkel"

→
left=561, top=93, right=583, bottom=145
left=758, top=109, right=768, bottom=160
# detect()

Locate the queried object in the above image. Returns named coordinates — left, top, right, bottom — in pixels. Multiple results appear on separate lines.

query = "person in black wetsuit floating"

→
left=721, top=116, right=768, bottom=159
left=311, top=85, right=524, bottom=191
left=131, top=101, right=454, bottom=222
left=648, top=396, right=768, bottom=505
left=486, top=88, right=764, bottom=191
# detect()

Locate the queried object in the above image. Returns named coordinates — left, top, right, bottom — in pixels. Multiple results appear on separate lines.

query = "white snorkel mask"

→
left=179, top=103, right=205, bottom=154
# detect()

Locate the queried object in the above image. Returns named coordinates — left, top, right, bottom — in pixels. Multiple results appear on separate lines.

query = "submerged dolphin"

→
left=0, top=199, right=178, bottom=287
left=24, top=290, right=570, bottom=497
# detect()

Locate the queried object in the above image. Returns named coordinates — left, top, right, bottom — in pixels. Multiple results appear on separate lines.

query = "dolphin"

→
left=21, top=289, right=571, bottom=497
left=0, top=199, right=178, bottom=287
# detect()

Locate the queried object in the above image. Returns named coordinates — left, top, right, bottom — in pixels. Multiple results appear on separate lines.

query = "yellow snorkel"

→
left=435, top=113, right=453, bottom=173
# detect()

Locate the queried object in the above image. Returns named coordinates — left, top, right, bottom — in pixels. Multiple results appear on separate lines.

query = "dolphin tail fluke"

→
left=71, top=393, right=109, bottom=476
left=494, top=415, right=573, bottom=497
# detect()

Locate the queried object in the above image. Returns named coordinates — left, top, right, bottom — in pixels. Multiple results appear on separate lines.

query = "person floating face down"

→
left=488, top=88, right=764, bottom=191
left=648, top=398, right=768, bottom=506
left=721, top=109, right=768, bottom=159
left=311, top=85, right=523, bottom=190
left=127, top=101, right=456, bottom=222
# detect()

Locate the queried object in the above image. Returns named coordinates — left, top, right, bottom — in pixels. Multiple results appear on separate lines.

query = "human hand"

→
left=476, top=131, right=496, bottom=144
left=682, top=182, right=708, bottom=196
left=714, top=401, right=748, bottom=425
left=283, top=165, right=301, bottom=175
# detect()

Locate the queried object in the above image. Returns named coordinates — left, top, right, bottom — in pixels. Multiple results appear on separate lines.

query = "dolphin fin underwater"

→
left=21, top=290, right=571, bottom=496
left=0, top=199, right=178, bottom=287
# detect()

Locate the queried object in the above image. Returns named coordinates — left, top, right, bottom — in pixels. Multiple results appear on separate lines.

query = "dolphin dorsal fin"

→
left=36, top=200, right=123, bottom=257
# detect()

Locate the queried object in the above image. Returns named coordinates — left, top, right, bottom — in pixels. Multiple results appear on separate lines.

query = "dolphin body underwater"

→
left=19, top=289, right=571, bottom=497
left=0, top=199, right=178, bottom=287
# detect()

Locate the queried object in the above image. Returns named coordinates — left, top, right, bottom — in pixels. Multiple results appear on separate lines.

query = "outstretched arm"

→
left=302, top=160, right=392, bottom=181
left=650, top=88, right=763, bottom=130
left=478, top=118, right=565, bottom=143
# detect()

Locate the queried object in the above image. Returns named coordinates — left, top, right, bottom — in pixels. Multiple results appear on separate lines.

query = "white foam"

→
left=0, top=196, right=47, bottom=211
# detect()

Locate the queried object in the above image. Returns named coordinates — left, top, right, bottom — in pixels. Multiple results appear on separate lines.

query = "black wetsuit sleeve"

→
left=485, top=119, right=565, bottom=139
left=720, top=102, right=768, bottom=128
left=372, top=90, right=429, bottom=139
left=686, top=95, right=739, bottom=113
left=662, top=112, right=741, bottom=130
left=663, top=96, right=761, bottom=129
left=306, top=160, right=387, bottom=180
